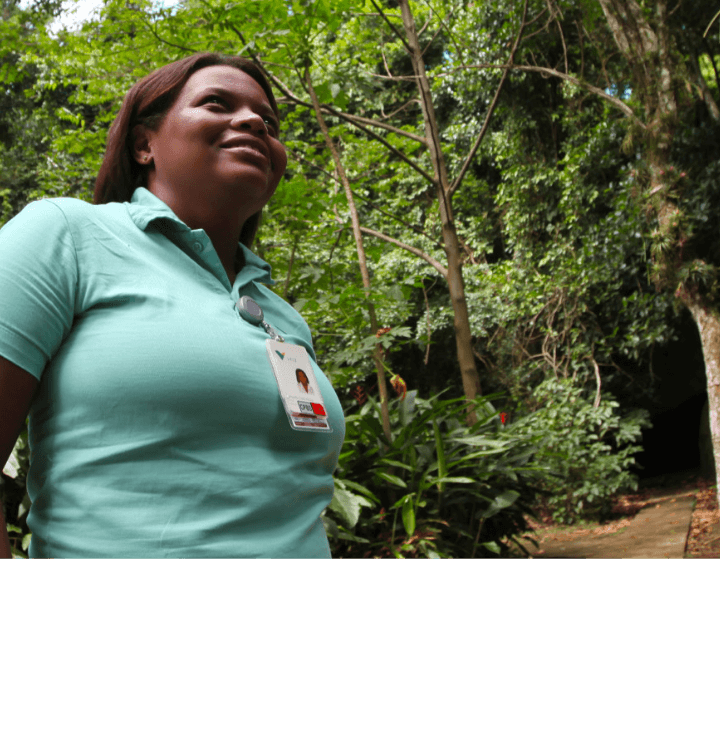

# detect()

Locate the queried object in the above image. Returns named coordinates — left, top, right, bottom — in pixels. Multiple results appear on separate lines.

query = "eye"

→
left=203, top=94, right=227, bottom=107
left=263, top=115, right=279, bottom=136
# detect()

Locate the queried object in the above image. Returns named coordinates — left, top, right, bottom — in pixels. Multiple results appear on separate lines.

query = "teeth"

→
left=225, top=144, right=264, bottom=157
left=225, top=143, right=259, bottom=152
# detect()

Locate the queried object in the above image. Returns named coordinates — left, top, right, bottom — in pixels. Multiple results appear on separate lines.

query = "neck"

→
left=147, top=182, right=254, bottom=284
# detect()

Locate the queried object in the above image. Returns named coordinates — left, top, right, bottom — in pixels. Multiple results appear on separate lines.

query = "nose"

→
left=230, top=107, right=268, bottom=136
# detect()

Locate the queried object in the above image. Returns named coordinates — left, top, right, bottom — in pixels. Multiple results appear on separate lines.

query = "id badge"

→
left=266, top=340, right=332, bottom=432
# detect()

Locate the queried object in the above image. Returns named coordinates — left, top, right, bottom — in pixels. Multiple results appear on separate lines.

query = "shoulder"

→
left=2, top=197, right=122, bottom=234
left=42, top=197, right=125, bottom=225
left=0, top=198, right=125, bottom=272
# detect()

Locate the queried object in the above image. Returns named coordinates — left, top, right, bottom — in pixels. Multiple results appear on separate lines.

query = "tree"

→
left=215, top=0, right=521, bottom=415
left=18, top=0, right=658, bottom=414
left=590, top=1, right=720, bottom=481
left=450, top=0, right=720, bottom=479
left=0, top=0, right=69, bottom=220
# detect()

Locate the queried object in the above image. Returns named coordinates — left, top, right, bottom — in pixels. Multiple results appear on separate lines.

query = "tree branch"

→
left=140, top=16, right=199, bottom=53
left=424, top=0, right=465, bottom=64
left=421, top=278, right=433, bottom=365
left=226, top=22, right=433, bottom=180
left=689, top=50, right=720, bottom=121
left=704, top=9, right=720, bottom=37
left=359, top=226, right=448, bottom=278
left=450, top=0, right=529, bottom=196
left=441, top=62, right=646, bottom=128
left=546, top=0, right=568, bottom=73
left=369, top=0, right=412, bottom=54
left=368, top=71, right=421, bottom=81
left=288, top=150, right=444, bottom=249
left=591, top=356, right=602, bottom=408
left=319, top=105, right=434, bottom=182
left=306, top=65, right=393, bottom=441
left=378, top=98, right=423, bottom=122
left=319, top=108, right=427, bottom=145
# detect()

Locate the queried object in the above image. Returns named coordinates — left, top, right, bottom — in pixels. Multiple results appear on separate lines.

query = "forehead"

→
left=179, top=65, right=270, bottom=105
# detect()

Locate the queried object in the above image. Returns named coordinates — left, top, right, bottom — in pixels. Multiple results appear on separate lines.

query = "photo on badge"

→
left=266, top=340, right=331, bottom=431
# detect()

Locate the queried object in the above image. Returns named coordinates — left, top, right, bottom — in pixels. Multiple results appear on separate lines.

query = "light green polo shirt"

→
left=0, top=188, right=345, bottom=558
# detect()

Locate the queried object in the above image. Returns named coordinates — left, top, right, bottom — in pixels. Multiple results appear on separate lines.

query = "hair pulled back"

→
left=94, top=53, right=279, bottom=249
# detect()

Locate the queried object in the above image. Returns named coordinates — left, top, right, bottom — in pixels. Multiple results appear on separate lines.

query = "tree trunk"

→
left=398, top=0, right=483, bottom=411
left=687, top=300, right=720, bottom=485
left=306, top=68, right=393, bottom=443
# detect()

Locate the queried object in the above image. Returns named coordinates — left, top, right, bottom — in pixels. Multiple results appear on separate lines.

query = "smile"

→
left=219, top=137, right=270, bottom=161
left=222, top=145, right=268, bottom=158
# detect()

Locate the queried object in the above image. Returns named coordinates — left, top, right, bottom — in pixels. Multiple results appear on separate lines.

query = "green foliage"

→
left=2, top=0, right=702, bottom=551
left=507, top=379, right=650, bottom=525
left=324, top=391, right=545, bottom=558
left=699, top=54, right=720, bottom=89
left=1, top=419, right=31, bottom=559
left=466, top=88, right=675, bottom=405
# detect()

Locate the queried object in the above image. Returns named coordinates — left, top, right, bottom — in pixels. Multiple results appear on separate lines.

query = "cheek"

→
left=272, top=143, right=288, bottom=178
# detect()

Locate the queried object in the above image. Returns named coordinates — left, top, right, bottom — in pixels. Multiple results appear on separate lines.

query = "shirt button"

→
left=193, top=241, right=203, bottom=251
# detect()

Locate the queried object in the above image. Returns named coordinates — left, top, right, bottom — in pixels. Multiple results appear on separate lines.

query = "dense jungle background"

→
left=2, top=0, right=720, bottom=558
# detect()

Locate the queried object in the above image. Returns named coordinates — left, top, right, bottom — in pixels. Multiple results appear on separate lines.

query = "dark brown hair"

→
left=93, top=53, right=280, bottom=251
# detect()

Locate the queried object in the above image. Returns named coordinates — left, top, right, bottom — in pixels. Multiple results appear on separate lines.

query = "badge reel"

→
left=236, top=296, right=332, bottom=433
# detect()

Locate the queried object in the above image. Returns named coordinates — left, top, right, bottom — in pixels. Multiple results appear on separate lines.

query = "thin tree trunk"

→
left=397, top=0, right=483, bottom=415
left=234, top=17, right=482, bottom=410
left=687, top=300, right=720, bottom=484
left=306, top=68, right=393, bottom=443
left=283, top=240, right=297, bottom=298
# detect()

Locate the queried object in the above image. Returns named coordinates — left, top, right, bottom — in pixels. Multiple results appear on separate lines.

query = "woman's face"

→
left=134, top=65, right=287, bottom=218
left=298, top=371, right=309, bottom=386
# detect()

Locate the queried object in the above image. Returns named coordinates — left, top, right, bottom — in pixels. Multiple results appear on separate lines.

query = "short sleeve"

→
left=0, top=200, right=78, bottom=380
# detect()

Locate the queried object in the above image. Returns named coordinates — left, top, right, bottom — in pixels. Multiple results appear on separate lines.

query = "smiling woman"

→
left=0, top=53, right=345, bottom=559
left=95, top=54, right=284, bottom=274
left=126, top=65, right=288, bottom=285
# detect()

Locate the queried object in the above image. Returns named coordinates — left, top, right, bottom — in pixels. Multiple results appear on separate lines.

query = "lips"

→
left=218, top=136, right=270, bottom=163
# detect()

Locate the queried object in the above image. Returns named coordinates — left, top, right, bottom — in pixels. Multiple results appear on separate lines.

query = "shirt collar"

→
left=126, top=187, right=275, bottom=286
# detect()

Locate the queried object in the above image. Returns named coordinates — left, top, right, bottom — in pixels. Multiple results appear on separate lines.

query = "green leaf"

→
left=376, top=471, right=408, bottom=488
left=433, top=419, right=446, bottom=491
left=379, top=458, right=413, bottom=471
left=338, top=479, right=377, bottom=501
left=481, top=542, right=501, bottom=555
left=453, top=436, right=512, bottom=450
left=313, top=81, right=332, bottom=102
left=481, top=490, right=521, bottom=519
left=329, top=486, right=373, bottom=528
left=22, top=533, right=31, bottom=551
left=402, top=501, right=416, bottom=536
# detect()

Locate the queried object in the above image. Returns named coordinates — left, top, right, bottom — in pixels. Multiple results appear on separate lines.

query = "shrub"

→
left=506, top=379, right=649, bottom=524
left=324, top=391, right=546, bottom=558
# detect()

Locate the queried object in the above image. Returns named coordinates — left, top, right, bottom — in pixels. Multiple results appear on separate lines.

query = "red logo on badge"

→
left=311, top=403, right=327, bottom=416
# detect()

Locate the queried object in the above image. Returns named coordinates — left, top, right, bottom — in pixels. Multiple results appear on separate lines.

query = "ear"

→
left=131, top=124, right=154, bottom=167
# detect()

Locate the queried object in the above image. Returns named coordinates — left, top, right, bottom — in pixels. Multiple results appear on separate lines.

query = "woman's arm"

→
left=0, top=356, right=39, bottom=559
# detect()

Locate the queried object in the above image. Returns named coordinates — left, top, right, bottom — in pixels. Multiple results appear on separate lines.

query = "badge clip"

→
left=236, top=295, right=285, bottom=342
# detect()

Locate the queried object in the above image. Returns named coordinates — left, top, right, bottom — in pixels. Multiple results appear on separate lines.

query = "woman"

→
left=296, top=369, right=315, bottom=395
left=0, top=53, right=345, bottom=558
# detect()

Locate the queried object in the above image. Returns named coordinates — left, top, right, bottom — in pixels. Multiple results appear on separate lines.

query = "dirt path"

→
left=519, top=473, right=720, bottom=559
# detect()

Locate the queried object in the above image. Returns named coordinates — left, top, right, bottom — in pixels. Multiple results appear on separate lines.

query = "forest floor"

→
left=513, top=470, right=720, bottom=559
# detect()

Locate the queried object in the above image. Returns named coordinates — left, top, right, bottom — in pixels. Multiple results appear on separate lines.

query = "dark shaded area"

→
left=637, top=392, right=706, bottom=478
left=630, top=310, right=708, bottom=479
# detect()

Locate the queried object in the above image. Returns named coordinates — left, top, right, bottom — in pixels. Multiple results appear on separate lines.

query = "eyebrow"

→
left=198, top=86, right=278, bottom=119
